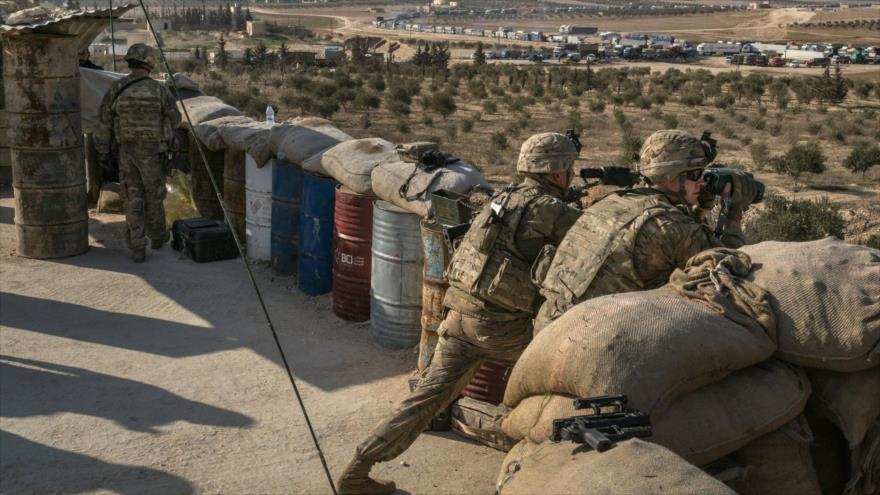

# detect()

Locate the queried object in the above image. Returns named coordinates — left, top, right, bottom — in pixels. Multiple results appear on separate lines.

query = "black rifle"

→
left=579, top=166, right=640, bottom=188
left=550, top=395, right=652, bottom=452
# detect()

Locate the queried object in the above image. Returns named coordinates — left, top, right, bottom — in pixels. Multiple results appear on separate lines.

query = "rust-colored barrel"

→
left=332, top=186, right=374, bottom=321
left=189, top=134, right=224, bottom=220
left=223, top=149, right=245, bottom=244
left=4, top=34, right=88, bottom=258
left=461, top=360, right=511, bottom=406
left=418, top=280, right=446, bottom=372
left=418, top=221, right=469, bottom=371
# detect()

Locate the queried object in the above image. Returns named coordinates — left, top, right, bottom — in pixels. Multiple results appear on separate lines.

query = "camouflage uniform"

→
left=95, top=44, right=180, bottom=255
left=338, top=133, right=581, bottom=495
left=534, top=130, right=748, bottom=332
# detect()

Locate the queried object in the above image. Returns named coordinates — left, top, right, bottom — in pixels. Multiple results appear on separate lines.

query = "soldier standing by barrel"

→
left=95, top=43, right=180, bottom=263
left=336, top=133, right=582, bottom=495
left=534, top=129, right=760, bottom=332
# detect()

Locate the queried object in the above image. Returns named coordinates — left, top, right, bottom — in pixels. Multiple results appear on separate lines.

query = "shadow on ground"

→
left=0, top=355, right=253, bottom=433
left=0, top=430, right=195, bottom=495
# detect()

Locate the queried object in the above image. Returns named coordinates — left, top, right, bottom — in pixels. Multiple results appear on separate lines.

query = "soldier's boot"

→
left=336, top=455, right=396, bottom=495
left=150, top=235, right=168, bottom=250
left=131, top=248, right=146, bottom=263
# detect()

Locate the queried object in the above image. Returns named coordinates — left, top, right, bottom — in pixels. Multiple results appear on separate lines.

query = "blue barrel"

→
left=297, top=172, right=336, bottom=295
left=271, top=158, right=303, bottom=275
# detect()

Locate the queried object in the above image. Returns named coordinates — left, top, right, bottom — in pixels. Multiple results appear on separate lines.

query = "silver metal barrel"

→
left=4, top=34, right=88, bottom=258
left=370, top=200, right=423, bottom=349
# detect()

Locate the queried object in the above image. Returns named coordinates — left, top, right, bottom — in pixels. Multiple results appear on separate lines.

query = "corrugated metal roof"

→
left=2, top=5, right=135, bottom=48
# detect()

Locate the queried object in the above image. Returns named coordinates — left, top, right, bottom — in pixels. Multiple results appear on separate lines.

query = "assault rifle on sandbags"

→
left=550, top=395, right=652, bottom=452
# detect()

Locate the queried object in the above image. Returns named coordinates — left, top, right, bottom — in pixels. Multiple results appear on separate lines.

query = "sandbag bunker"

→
left=499, top=239, right=879, bottom=495
left=177, top=102, right=879, bottom=494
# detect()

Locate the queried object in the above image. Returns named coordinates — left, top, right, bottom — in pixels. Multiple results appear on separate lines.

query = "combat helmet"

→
left=125, top=43, right=156, bottom=70
left=637, top=130, right=714, bottom=183
left=516, top=132, right=579, bottom=174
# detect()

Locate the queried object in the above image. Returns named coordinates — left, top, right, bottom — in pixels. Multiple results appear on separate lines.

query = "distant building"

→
left=747, top=2, right=772, bottom=9
left=246, top=19, right=266, bottom=37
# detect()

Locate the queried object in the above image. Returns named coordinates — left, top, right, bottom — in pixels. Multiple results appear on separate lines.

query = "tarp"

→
left=79, top=67, right=124, bottom=134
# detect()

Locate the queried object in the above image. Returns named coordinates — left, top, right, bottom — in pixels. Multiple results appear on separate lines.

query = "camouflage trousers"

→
left=119, top=147, right=168, bottom=251
left=356, top=310, right=531, bottom=462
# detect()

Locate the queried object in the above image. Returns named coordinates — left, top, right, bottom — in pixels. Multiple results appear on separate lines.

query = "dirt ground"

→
left=256, top=4, right=880, bottom=44
left=0, top=185, right=505, bottom=494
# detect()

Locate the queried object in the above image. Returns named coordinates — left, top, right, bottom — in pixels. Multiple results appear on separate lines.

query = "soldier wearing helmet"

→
left=336, top=133, right=582, bottom=495
left=533, top=129, right=758, bottom=332
left=95, top=43, right=180, bottom=262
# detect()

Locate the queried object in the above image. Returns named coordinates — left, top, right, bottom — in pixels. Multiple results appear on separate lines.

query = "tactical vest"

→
left=445, top=183, right=543, bottom=313
left=539, top=189, right=677, bottom=319
left=112, top=78, right=172, bottom=145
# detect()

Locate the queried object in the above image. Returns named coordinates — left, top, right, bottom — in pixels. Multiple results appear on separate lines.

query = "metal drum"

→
left=461, top=360, right=511, bottom=406
left=417, top=221, right=453, bottom=371
left=189, top=135, right=224, bottom=220
left=245, top=153, right=273, bottom=261
left=223, top=149, right=246, bottom=244
left=1, top=109, right=13, bottom=185
left=332, top=186, right=374, bottom=321
left=4, top=34, right=87, bottom=258
left=297, top=172, right=335, bottom=295
left=371, top=201, right=423, bottom=349
left=418, top=282, right=445, bottom=372
left=270, top=157, right=302, bottom=274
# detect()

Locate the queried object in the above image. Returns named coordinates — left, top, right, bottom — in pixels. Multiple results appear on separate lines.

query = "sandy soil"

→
left=0, top=185, right=505, bottom=494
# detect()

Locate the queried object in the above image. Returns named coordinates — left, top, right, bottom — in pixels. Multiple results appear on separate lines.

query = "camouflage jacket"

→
left=535, top=187, right=738, bottom=331
left=444, top=177, right=581, bottom=320
left=95, top=74, right=180, bottom=159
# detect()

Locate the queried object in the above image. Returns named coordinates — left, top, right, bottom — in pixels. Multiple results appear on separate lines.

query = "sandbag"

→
left=503, top=360, right=810, bottom=466
left=370, top=160, right=489, bottom=218
left=178, top=95, right=243, bottom=128
left=268, top=117, right=352, bottom=169
left=496, top=439, right=735, bottom=495
left=192, top=115, right=246, bottom=152
left=319, top=138, right=398, bottom=194
left=740, top=237, right=880, bottom=372
left=503, top=288, right=777, bottom=415
left=218, top=119, right=272, bottom=167
left=192, top=116, right=273, bottom=167
left=727, top=418, right=823, bottom=495
left=809, top=367, right=880, bottom=448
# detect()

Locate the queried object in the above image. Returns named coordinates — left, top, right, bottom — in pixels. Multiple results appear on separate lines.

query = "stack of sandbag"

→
left=318, top=137, right=398, bottom=195
left=268, top=117, right=352, bottom=172
left=192, top=116, right=273, bottom=167
left=370, top=157, right=489, bottom=218
left=496, top=439, right=736, bottom=495
left=178, top=95, right=242, bottom=128
left=499, top=239, right=879, bottom=493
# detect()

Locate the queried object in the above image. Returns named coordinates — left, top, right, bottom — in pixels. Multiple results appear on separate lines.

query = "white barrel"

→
left=245, top=153, right=273, bottom=261
left=370, top=200, right=423, bottom=349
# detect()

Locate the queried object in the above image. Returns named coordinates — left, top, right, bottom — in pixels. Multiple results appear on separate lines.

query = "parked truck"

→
left=696, top=42, right=742, bottom=56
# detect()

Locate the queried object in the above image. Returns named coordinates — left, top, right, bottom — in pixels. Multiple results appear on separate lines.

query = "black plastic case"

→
left=171, top=218, right=238, bottom=263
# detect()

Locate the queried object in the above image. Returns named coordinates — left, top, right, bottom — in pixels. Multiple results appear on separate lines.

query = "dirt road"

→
left=0, top=186, right=504, bottom=494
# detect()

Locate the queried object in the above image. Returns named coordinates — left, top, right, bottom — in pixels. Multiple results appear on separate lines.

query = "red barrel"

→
left=332, top=186, right=374, bottom=321
left=461, top=360, right=511, bottom=406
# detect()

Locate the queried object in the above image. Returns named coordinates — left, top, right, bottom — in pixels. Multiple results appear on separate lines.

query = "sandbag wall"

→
left=497, top=239, right=880, bottom=494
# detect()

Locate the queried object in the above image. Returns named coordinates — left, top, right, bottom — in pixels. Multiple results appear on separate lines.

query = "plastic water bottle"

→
left=265, top=103, right=275, bottom=126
